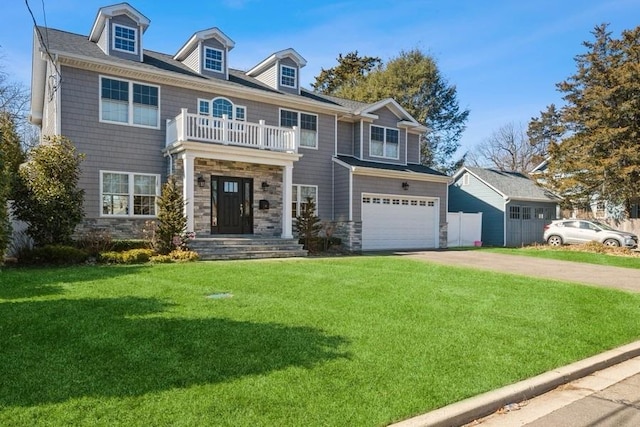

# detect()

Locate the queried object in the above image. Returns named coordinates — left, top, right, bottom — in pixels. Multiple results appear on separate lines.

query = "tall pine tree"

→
left=313, top=49, right=469, bottom=173
left=536, top=24, right=640, bottom=217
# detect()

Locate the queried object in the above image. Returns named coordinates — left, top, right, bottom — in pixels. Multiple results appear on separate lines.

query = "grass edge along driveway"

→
left=2, top=256, right=640, bottom=426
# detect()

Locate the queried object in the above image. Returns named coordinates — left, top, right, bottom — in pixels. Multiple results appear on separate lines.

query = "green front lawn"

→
left=488, top=247, right=640, bottom=269
left=2, top=257, right=640, bottom=426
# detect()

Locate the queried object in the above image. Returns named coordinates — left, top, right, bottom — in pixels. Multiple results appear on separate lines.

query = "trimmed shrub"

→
left=18, top=245, right=89, bottom=266
left=98, top=248, right=155, bottom=264
left=110, top=239, right=149, bottom=252
left=169, top=250, right=199, bottom=262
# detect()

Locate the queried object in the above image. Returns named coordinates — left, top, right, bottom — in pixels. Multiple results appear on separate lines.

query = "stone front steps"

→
left=188, top=236, right=307, bottom=260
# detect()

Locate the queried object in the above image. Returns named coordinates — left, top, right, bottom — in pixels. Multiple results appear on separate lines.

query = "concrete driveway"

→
left=400, top=250, right=640, bottom=293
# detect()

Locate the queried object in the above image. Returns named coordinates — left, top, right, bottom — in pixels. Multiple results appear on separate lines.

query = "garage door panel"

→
left=361, top=194, right=437, bottom=250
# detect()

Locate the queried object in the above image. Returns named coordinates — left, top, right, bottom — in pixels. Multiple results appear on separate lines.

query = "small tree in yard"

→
left=155, top=175, right=187, bottom=254
left=295, top=196, right=322, bottom=252
left=0, top=143, right=8, bottom=261
left=12, top=135, right=84, bottom=247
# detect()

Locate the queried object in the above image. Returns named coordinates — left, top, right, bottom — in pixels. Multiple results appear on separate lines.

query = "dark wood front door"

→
left=211, top=177, right=253, bottom=234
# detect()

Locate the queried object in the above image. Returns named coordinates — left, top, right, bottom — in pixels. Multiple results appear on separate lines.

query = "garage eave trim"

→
left=352, top=165, right=451, bottom=183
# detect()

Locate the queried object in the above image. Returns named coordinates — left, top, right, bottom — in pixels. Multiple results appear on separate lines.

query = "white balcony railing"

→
left=166, top=108, right=298, bottom=153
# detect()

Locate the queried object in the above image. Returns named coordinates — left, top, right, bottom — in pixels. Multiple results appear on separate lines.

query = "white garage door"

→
left=361, top=193, right=438, bottom=250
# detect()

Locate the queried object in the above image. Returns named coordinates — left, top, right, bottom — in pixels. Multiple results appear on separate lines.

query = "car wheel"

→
left=547, top=235, right=563, bottom=246
left=603, top=239, right=620, bottom=247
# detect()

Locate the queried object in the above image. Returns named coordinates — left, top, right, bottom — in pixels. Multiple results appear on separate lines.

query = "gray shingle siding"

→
left=332, top=162, right=351, bottom=221
left=407, top=133, right=420, bottom=164
left=253, top=63, right=277, bottom=89
left=292, top=113, right=335, bottom=220
left=336, top=121, right=353, bottom=156
left=181, top=44, right=200, bottom=74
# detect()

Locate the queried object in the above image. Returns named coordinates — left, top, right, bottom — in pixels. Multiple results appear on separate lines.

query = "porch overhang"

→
left=163, top=140, right=302, bottom=167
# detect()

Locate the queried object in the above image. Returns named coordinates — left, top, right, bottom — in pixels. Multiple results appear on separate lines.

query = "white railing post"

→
left=180, top=108, right=188, bottom=141
left=258, top=120, right=266, bottom=149
left=222, top=114, right=229, bottom=145
left=165, top=118, right=172, bottom=146
left=292, top=126, right=300, bottom=153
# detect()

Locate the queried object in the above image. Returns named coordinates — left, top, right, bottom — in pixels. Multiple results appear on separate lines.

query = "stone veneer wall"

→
left=186, top=158, right=284, bottom=236
left=439, top=223, right=448, bottom=249
left=75, top=217, right=151, bottom=239
left=331, top=221, right=362, bottom=253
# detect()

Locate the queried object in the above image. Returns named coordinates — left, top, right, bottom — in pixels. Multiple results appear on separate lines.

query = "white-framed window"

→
left=280, top=109, right=317, bottom=149
left=292, top=184, right=318, bottom=217
left=101, top=171, right=160, bottom=217
left=198, top=97, right=246, bottom=121
left=370, top=125, right=399, bottom=159
left=204, top=47, right=224, bottom=73
left=280, top=65, right=297, bottom=88
left=100, top=76, right=160, bottom=128
left=112, top=24, right=137, bottom=54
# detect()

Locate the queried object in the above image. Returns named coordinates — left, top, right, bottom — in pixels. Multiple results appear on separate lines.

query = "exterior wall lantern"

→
left=261, top=181, right=270, bottom=190
left=402, top=182, right=409, bottom=190
left=197, top=175, right=206, bottom=188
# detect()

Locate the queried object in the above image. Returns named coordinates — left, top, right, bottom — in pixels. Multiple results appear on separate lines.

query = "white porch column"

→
left=282, top=164, right=294, bottom=238
left=182, top=153, right=196, bottom=232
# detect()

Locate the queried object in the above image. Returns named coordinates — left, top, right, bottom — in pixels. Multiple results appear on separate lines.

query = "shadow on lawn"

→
left=0, top=296, right=349, bottom=407
left=0, top=266, right=146, bottom=300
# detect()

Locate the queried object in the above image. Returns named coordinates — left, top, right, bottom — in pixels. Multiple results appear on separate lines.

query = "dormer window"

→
left=204, top=47, right=224, bottom=73
left=370, top=125, right=399, bottom=159
left=113, top=24, right=137, bottom=54
left=280, top=65, right=297, bottom=88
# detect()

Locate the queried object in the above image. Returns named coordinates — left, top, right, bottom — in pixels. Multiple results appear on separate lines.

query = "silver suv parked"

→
left=543, top=220, right=638, bottom=248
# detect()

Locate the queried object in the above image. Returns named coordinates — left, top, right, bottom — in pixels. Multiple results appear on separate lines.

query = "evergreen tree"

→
left=12, top=135, right=84, bottom=246
left=0, top=111, right=26, bottom=198
left=534, top=24, right=640, bottom=216
left=0, top=135, right=8, bottom=261
left=294, top=196, right=322, bottom=252
left=312, top=51, right=381, bottom=95
left=155, top=175, right=187, bottom=254
left=313, top=49, right=469, bottom=173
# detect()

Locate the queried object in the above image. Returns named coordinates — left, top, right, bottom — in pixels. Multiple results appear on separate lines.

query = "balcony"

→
left=166, top=109, right=298, bottom=153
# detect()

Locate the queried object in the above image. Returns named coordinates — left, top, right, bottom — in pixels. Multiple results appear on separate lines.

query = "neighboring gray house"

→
left=29, top=2, right=450, bottom=254
left=449, top=167, right=560, bottom=247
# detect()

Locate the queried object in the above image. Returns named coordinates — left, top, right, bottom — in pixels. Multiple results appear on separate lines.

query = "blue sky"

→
left=2, top=0, right=640, bottom=156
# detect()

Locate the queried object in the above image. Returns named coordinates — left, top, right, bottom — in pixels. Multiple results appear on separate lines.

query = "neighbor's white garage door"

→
left=361, top=193, right=438, bottom=250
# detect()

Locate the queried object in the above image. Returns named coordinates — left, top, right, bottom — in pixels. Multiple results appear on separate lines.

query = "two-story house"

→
left=30, top=2, right=450, bottom=256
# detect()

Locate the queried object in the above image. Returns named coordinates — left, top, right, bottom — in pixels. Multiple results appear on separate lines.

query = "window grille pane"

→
left=300, top=113, right=316, bottom=131
left=213, top=99, right=233, bottom=118
left=280, top=110, right=298, bottom=127
left=385, top=141, right=398, bottom=158
left=371, top=126, right=384, bottom=142
left=133, top=84, right=158, bottom=106
left=199, top=100, right=210, bottom=115
left=281, top=66, right=296, bottom=87
left=102, top=78, right=129, bottom=101
left=205, top=48, right=223, bottom=72
left=114, top=25, right=136, bottom=52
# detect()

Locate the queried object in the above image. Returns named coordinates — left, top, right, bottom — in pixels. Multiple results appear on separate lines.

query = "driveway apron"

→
left=401, top=250, right=640, bottom=293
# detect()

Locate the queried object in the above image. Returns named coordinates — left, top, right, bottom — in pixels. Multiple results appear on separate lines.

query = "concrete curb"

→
left=390, top=340, right=640, bottom=427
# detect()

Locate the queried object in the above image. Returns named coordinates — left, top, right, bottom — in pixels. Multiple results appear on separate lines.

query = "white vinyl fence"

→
left=447, top=212, right=483, bottom=247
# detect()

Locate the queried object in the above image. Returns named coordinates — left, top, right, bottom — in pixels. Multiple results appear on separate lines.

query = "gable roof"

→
left=174, top=27, right=235, bottom=61
left=89, top=2, right=150, bottom=42
left=246, top=48, right=307, bottom=77
left=454, top=167, right=561, bottom=202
